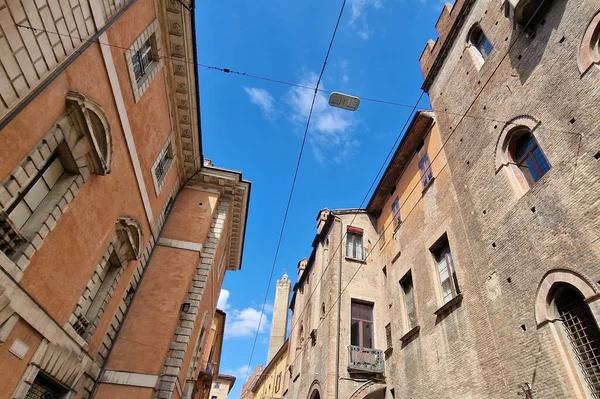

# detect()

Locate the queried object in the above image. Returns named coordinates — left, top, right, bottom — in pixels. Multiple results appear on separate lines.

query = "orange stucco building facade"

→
left=0, top=1, right=249, bottom=398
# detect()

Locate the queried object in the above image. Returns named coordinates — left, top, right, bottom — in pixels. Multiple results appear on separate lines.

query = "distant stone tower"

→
left=267, top=273, right=292, bottom=364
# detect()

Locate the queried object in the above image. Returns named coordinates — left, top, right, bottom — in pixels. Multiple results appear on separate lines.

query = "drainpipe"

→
left=334, top=215, right=343, bottom=399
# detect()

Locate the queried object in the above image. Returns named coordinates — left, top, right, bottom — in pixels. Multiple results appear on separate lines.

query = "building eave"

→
left=366, top=111, right=436, bottom=215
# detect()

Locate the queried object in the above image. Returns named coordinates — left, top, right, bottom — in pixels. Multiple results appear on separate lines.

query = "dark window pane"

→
left=352, top=302, right=373, bottom=321
left=350, top=321, right=360, bottom=346
left=363, top=322, right=373, bottom=349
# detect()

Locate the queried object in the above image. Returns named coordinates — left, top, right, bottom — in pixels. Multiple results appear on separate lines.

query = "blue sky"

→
left=196, top=1, right=444, bottom=397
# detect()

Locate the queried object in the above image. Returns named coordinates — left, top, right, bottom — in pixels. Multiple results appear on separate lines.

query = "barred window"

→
left=555, top=285, right=600, bottom=398
left=25, top=373, right=66, bottom=399
left=133, top=39, right=154, bottom=82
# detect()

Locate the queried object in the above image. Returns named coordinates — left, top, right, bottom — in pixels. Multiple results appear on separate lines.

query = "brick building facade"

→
left=0, top=1, right=250, bottom=398
left=281, top=1, right=600, bottom=398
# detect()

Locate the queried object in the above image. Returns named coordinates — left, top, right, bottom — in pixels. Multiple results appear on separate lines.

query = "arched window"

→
left=554, top=284, right=600, bottom=397
left=578, top=10, right=600, bottom=74
left=468, top=24, right=493, bottom=62
left=495, top=117, right=551, bottom=196
left=509, top=130, right=550, bottom=187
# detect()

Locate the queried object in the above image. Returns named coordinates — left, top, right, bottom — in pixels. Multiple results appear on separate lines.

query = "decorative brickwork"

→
left=155, top=197, right=231, bottom=399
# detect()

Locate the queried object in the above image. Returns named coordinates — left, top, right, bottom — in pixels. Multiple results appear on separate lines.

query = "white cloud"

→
left=217, top=289, right=230, bottom=311
left=225, top=307, right=270, bottom=338
left=244, top=87, right=275, bottom=117
left=286, top=73, right=358, bottom=165
left=347, top=0, right=383, bottom=40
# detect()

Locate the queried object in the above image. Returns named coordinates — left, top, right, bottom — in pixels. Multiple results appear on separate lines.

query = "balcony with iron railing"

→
left=347, top=345, right=385, bottom=374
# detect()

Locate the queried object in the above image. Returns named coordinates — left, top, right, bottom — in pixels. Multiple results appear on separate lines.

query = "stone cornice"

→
left=187, top=167, right=251, bottom=271
left=160, top=0, right=202, bottom=181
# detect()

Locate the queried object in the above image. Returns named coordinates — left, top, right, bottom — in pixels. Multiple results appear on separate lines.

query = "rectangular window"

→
left=133, top=39, right=153, bottom=82
left=418, top=153, right=433, bottom=187
left=154, top=148, right=171, bottom=183
left=77, top=252, right=121, bottom=338
left=351, top=300, right=373, bottom=349
left=346, top=227, right=363, bottom=260
left=25, top=373, right=67, bottom=399
left=392, top=196, right=401, bottom=230
left=385, top=323, right=392, bottom=349
left=400, top=272, right=416, bottom=330
left=432, top=236, right=460, bottom=304
left=7, top=155, right=65, bottom=230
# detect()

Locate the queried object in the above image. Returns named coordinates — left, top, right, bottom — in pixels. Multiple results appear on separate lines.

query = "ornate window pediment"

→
left=116, top=217, right=143, bottom=261
left=66, top=91, right=112, bottom=175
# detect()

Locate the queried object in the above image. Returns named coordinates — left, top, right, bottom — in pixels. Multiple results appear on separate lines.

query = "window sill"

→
left=421, top=176, right=435, bottom=194
left=391, top=249, right=401, bottom=264
left=399, top=325, right=420, bottom=343
left=345, top=256, right=366, bottom=264
left=434, top=293, right=463, bottom=316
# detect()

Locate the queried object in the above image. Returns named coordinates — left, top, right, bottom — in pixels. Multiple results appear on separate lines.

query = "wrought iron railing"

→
left=347, top=345, right=385, bottom=374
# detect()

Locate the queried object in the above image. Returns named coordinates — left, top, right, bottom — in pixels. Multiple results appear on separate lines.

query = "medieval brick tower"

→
left=267, top=274, right=291, bottom=363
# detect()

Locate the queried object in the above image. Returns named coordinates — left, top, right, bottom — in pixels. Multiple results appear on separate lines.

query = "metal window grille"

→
left=154, top=149, right=171, bottom=182
left=133, top=39, right=153, bottom=82
left=557, top=288, right=600, bottom=398
left=73, top=314, right=90, bottom=337
left=25, top=376, right=63, bottom=399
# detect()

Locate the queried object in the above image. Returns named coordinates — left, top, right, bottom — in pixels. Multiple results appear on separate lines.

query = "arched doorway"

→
left=309, top=389, right=320, bottom=399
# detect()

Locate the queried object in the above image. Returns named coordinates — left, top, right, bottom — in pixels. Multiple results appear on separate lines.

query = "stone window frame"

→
left=65, top=217, right=143, bottom=345
left=11, top=339, right=95, bottom=399
left=535, top=269, right=600, bottom=398
left=125, top=19, right=164, bottom=103
left=494, top=115, right=551, bottom=197
left=578, top=10, right=600, bottom=75
left=0, top=92, right=113, bottom=277
left=465, top=23, right=492, bottom=70
left=151, top=132, right=176, bottom=197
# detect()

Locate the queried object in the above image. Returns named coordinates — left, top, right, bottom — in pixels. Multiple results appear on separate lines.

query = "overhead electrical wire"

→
left=242, top=0, right=348, bottom=382
left=14, top=24, right=580, bottom=138
left=16, top=0, right=580, bottom=381
left=270, top=0, right=569, bottom=377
